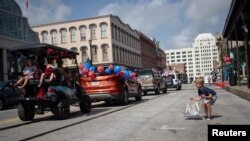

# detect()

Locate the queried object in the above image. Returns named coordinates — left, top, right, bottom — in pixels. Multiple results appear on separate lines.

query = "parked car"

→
left=135, top=69, right=167, bottom=95
left=81, top=69, right=142, bottom=105
left=11, top=43, right=91, bottom=121
left=165, top=73, right=182, bottom=90
left=0, top=81, right=21, bottom=110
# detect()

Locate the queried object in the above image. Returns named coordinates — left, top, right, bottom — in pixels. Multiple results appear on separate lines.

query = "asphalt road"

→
left=0, top=84, right=249, bottom=141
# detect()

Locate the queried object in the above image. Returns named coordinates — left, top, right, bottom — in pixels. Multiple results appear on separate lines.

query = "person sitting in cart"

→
left=13, top=56, right=37, bottom=88
left=38, top=58, right=56, bottom=87
left=55, top=59, right=71, bottom=86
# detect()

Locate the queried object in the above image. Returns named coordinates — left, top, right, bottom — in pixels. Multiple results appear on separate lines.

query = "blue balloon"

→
left=89, top=66, right=95, bottom=72
left=124, top=70, right=131, bottom=80
left=105, top=68, right=111, bottom=75
left=84, top=63, right=91, bottom=69
left=114, top=66, right=121, bottom=74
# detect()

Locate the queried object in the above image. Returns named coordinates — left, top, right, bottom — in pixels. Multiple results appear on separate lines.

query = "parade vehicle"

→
left=135, top=69, right=167, bottom=95
left=81, top=65, right=142, bottom=105
left=10, top=43, right=91, bottom=121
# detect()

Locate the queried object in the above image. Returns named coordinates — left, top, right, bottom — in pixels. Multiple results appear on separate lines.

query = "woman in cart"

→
left=37, top=58, right=56, bottom=87
left=13, top=56, right=36, bottom=88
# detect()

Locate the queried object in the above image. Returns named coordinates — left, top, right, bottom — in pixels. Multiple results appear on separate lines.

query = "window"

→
left=102, top=44, right=109, bottom=61
left=41, top=31, right=48, bottom=43
left=171, top=53, right=174, bottom=55
left=51, top=30, right=57, bottom=45
left=100, top=23, right=107, bottom=38
left=81, top=47, right=88, bottom=63
left=91, top=45, right=98, bottom=62
left=60, top=29, right=67, bottom=44
left=69, top=27, right=76, bottom=42
left=89, top=24, right=97, bottom=39
left=79, top=26, right=86, bottom=41
left=70, top=47, right=78, bottom=64
left=176, top=52, right=180, bottom=54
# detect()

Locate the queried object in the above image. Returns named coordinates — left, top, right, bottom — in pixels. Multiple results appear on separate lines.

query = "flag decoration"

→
left=25, top=0, right=29, bottom=9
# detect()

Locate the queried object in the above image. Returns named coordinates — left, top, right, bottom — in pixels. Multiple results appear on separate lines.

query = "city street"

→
left=0, top=84, right=249, bottom=141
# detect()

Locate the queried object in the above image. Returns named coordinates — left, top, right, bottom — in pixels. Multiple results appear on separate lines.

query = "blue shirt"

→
left=198, top=86, right=216, bottom=96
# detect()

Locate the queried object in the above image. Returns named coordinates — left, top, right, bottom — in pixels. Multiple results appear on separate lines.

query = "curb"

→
left=224, top=86, right=250, bottom=102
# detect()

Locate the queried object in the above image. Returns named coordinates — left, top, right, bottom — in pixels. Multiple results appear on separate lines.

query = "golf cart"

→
left=11, top=43, right=91, bottom=121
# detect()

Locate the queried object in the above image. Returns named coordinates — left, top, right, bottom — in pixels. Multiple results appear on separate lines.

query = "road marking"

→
left=0, top=117, right=19, bottom=125
left=160, top=125, right=186, bottom=130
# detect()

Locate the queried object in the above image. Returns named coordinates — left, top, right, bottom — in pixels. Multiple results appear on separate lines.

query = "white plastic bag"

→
left=184, top=100, right=201, bottom=118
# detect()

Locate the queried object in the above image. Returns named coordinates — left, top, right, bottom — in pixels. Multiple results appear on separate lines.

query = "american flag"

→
left=25, top=0, right=29, bottom=9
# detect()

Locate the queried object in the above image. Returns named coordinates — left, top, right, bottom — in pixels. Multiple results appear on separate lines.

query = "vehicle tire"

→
left=53, top=99, right=70, bottom=120
left=143, top=92, right=147, bottom=95
left=155, top=85, right=160, bottom=94
left=121, top=88, right=129, bottom=105
left=80, top=95, right=91, bottom=113
left=176, top=85, right=179, bottom=91
left=18, top=103, right=35, bottom=121
left=0, top=99, right=4, bottom=110
left=162, top=85, right=168, bottom=94
left=135, top=87, right=142, bottom=101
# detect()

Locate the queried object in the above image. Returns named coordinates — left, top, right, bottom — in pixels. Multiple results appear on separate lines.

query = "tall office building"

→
left=192, top=33, right=218, bottom=78
left=165, top=48, right=194, bottom=79
left=165, top=33, right=219, bottom=80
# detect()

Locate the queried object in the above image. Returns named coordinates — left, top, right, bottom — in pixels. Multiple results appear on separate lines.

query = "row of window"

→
left=196, top=39, right=213, bottom=42
left=38, top=23, right=108, bottom=45
left=62, top=44, right=109, bottom=64
left=169, top=55, right=193, bottom=59
left=113, top=44, right=141, bottom=66
left=111, top=24, right=140, bottom=49
left=167, top=51, right=192, bottom=55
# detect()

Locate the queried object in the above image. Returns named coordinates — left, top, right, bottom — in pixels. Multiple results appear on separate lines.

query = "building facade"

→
left=139, top=32, right=157, bottom=69
left=165, top=48, right=193, bottom=79
left=32, top=15, right=141, bottom=69
left=0, top=0, right=39, bottom=81
left=192, top=33, right=218, bottom=78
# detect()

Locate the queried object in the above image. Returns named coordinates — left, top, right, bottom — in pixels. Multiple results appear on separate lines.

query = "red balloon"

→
left=109, top=65, right=114, bottom=71
left=79, top=65, right=84, bottom=70
left=88, top=71, right=96, bottom=80
left=119, top=71, right=125, bottom=77
left=47, top=48, right=53, bottom=55
left=130, top=72, right=136, bottom=79
left=82, top=68, right=89, bottom=75
left=97, top=66, right=105, bottom=74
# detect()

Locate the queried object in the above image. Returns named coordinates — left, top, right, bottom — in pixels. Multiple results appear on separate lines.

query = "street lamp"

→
left=88, top=39, right=93, bottom=65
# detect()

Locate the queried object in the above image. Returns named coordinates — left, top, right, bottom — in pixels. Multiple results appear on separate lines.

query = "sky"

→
left=16, top=0, right=231, bottom=50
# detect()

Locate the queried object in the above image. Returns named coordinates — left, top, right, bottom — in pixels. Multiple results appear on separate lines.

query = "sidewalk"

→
left=214, top=81, right=250, bottom=101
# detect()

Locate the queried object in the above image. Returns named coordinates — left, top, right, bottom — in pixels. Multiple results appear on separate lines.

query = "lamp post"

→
left=88, top=39, right=93, bottom=65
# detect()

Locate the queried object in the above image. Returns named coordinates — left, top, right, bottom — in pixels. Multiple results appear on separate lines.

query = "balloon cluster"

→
left=79, top=63, right=137, bottom=80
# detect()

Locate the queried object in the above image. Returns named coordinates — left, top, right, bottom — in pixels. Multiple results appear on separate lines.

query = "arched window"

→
left=101, top=44, right=109, bottom=61
left=79, top=26, right=86, bottom=41
left=41, top=31, right=48, bottom=43
left=89, top=24, right=97, bottom=40
left=51, top=30, right=57, bottom=45
left=69, top=27, right=77, bottom=42
left=91, top=45, right=98, bottom=62
left=100, top=23, right=107, bottom=38
left=80, top=46, right=88, bottom=63
left=60, top=28, right=67, bottom=44
left=70, top=47, right=78, bottom=64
